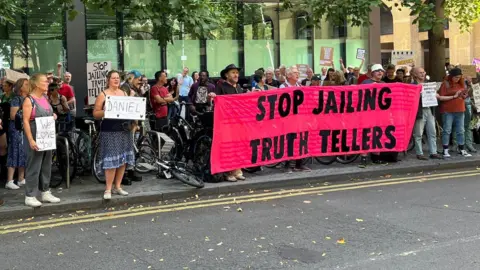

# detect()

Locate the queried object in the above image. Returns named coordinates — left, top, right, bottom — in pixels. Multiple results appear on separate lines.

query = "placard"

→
left=211, top=83, right=421, bottom=174
left=459, top=65, right=477, bottom=78
left=104, top=96, right=147, bottom=120
left=296, top=64, right=310, bottom=81
left=319, top=47, right=334, bottom=66
left=356, top=48, right=366, bottom=60
left=87, top=61, right=111, bottom=105
left=472, top=83, right=480, bottom=105
left=35, top=116, right=56, bottom=151
left=391, top=51, right=415, bottom=75
left=421, top=83, right=438, bottom=107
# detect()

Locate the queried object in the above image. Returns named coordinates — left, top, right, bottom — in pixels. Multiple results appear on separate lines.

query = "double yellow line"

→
left=0, top=169, right=478, bottom=235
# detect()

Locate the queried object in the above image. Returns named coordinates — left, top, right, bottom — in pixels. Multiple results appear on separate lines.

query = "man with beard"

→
left=188, top=70, right=216, bottom=114
left=214, top=64, right=247, bottom=182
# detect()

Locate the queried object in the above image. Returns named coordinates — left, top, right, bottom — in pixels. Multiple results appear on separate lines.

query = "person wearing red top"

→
left=58, top=82, right=76, bottom=117
left=150, top=70, right=173, bottom=131
left=357, top=64, right=373, bottom=85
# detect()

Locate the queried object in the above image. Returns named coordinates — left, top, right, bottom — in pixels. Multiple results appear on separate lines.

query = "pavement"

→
left=1, top=169, right=480, bottom=269
left=1, top=148, right=480, bottom=221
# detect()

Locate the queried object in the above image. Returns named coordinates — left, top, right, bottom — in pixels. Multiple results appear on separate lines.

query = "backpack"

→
left=15, top=96, right=34, bottom=131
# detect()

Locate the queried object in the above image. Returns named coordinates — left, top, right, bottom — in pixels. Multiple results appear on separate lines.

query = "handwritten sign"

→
left=104, top=96, right=147, bottom=120
left=35, top=116, right=56, bottom=151
left=421, top=83, right=438, bottom=107
left=319, top=47, right=334, bottom=66
left=356, top=49, right=366, bottom=60
left=472, top=83, right=480, bottom=105
left=87, top=61, right=111, bottom=105
left=296, top=64, right=310, bottom=81
left=391, top=51, right=415, bottom=75
left=459, top=65, right=477, bottom=78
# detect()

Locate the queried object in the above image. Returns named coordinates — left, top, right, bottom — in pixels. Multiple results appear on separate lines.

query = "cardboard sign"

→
left=421, top=83, right=438, bottom=107
left=104, top=96, right=147, bottom=120
left=391, top=51, right=415, bottom=75
left=87, top=61, right=111, bottom=105
left=319, top=47, right=334, bottom=66
left=472, top=83, right=480, bottom=105
left=35, top=116, right=56, bottom=151
left=4, top=69, right=29, bottom=83
left=296, top=64, right=310, bottom=81
left=211, top=83, right=422, bottom=174
left=356, top=48, right=366, bottom=60
left=459, top=65, right=477, bottom=78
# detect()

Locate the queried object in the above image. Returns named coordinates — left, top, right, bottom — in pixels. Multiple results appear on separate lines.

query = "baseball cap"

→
left=129, top=70, right=142, bottom=79
left=370, top=64, right=385, bottom=73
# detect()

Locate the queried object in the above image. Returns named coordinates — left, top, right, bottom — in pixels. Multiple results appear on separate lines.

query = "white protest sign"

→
left=356, top=48, right=366, bottom=60
left=391, top=51, right=415, bottom=75
left=421, top=82, right=438, bottom=108
left=35, top=116, right=56, bottom=151
left=472, top=83, right=480, bottom=105
left=87, top=61, right=111, bottom=105
left=104, top=96, right=146, bottom=120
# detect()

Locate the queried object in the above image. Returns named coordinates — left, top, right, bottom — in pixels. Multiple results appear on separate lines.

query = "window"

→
left=166, top=24, right=201, bottom=78
left=86, top=10, right=119, bottom=70
left=280, top=10, right=312, bottom=68
left=380, top=5, right=393, bottom=35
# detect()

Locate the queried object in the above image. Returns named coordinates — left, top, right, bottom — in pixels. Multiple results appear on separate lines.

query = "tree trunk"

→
left=427, top=0, right=446, bottom=82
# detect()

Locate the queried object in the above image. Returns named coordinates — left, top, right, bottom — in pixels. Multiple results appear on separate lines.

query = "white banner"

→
left=104, top=96, right=146, bottom=120
left=421, top=82, right=439, bottom=108
left=35, top=116, right=56, bottom=151
left=87, top=61, right=111, bottom=105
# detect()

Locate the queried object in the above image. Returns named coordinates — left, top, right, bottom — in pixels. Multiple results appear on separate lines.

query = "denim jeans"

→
left=453, top=102, right=473, bottom=148
left=442, top=112, right=465, bottom=147
left=413, top=108, right=437, bottom=155
left=179, top=96, right=191, bottom=122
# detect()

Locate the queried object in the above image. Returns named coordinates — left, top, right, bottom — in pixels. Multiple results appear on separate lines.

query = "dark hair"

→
left=253, top=74, right=262, bottom=83
left=191, top=71, right=198, bottom=79
left=386, top=64, right=396, bottom=71
left=48, top=82, right=59, bottom=92
left=396, top=68, right=405, bottom=75
left=154, top=70, right=166, bottom=82
left=168, top=77, right=178, bottom=92
left=325, top=68, right=335, bottom=81
left=200, top=70, right=210, bottom=78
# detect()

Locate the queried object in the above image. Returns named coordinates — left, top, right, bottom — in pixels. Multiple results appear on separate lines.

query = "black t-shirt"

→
left=215, top=81, right=244, bottom=95
left=265, top=79, right=280, bottom=88
left=383, top=77, right=402, bottom=83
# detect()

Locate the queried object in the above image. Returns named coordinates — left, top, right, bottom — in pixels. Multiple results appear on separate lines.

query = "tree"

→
left=286, top=0, right=480, bottom=81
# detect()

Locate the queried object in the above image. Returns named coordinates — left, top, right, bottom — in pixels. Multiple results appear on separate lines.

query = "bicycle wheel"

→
left=336, top=154, right=359, bottom=164
left=67, top=138, right=78, bottom=181
left=135, top=144, right=157, bottom=173
left=171, top=163, right=205, bottom=188
left=92, top=146, right=106, bottom=184
left=314, top=156, right=337, bottom=165
left=166, top=128, right=184, bottom=161
left=75, top=130, right=91, bottom=175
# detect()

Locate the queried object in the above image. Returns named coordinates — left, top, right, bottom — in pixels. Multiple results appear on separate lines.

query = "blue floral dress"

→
left=7, top=96, right=26, bottom=167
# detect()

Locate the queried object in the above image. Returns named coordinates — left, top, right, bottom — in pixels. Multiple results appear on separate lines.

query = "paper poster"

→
left=35, top=116, right=56, bottom=151
left=104, top=96, right=147, bottom=120
left=391, top=51, right=415, bottom=75
left=472, top=83, right=480, bottom=105
left=319, top=47, right=334, bottom=66
left=356, top=49, right=366, bottom=60
left=296, top=64, right=310, bottom=81
left=87, top=61, right=112, bottom=105
left=421, top=83, right=438, bottom=107
left=210, top=83, right=422, bottom=173
left=459, top=65, right=477, bottom=78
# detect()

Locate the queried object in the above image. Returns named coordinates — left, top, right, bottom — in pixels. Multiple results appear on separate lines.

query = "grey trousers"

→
left=25, top=146, right=52, bottom=197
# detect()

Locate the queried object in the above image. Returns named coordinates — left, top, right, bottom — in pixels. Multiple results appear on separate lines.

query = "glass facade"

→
left=0, top=2, right=370, bottom=78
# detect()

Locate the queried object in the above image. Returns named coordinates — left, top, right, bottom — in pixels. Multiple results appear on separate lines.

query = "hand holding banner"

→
left=211, top=84, right=421, bottom=174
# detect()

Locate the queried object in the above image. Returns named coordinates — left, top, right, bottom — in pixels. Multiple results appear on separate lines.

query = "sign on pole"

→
left=356, top=48, right=366, bottom=60
left=296, top=64, right=310, bottom=82
left=104, top=96, right=147, bottom=120
left=391, top=51, right=415, bottom=75
left=35, top=116, right=56, bottom=151
left=319, top=47, right=334, bottom=66
left=421, top=82, right=438, bottom=107
left=87, top=61, right=111, bottom=105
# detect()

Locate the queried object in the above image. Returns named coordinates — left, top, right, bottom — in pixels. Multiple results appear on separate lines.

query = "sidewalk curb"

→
left=1, top=159, right=478, bottom=222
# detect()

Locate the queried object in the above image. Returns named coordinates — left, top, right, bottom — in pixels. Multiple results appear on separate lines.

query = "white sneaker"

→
left=103, top=191, right=112, bottom=200
left=41, top=191, right=61, bottom=203
left=5, top=181, right=19, bottom=190
left=25, top=196, right=42, bottom=207
left=17, top=179, right=26, bottom=187
left=443, top=149, right=451, bottom=158
left=460, top=150, right=472, bottom=157
left=113, top=188, right=129, bottom=196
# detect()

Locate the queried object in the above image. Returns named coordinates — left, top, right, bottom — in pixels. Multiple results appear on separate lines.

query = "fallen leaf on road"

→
left=356, top=218, right=364, bottom=222
left=148, top=266, right=151, bottom=269
left=151, top=218, right=155, bottom=222
left=224, top=206, right=230, bottom=210
left=286, top=226, right=292, bottom=229
left=94, top=251, right=99, bottom=254
left=385, top=175, right=391, bottom=178
left=312, top=241, right=316, bottom=244
left=237, top=207, right=243, bottom=212
left=325, top=236, right=331, bottom=240
left=217, top=242, right=223, bottom=246
left=221, top=228, right=227, bottom=231
left=322, top=253, right=326, bottom=257
left=159, top=258, right=164, bottom=262
left=76, top=210, right=85, bottom=214
left=39, top=233, right=44, bottom=237
left=111, top=226, right=117, bottom=228
left=323, top=182, right=331, bottom=186
left=444, top=205, right=449, bottom=208
left=205, top=237, right=210, bottom=241
left=337, top=238, right=346, bottom=244
left=303, top=201, right=311, bottom=204
left=208, top=249, right=214, bottom=252
left=26, top=217, right=34, bottom=221
left=264, top=190, right=271, bottom=192
left=195, top=194, right=199, bottom=199
left=57, top=252, right=64, bottom=256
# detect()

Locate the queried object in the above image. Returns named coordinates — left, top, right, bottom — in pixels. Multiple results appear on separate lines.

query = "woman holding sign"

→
left=22, top=73, right=60, bottom=207
left=93, top=70, right=135, bottom=200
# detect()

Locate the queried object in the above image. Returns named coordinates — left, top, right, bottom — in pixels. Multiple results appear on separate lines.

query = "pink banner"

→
left=211, top=84, right=422, bottom=174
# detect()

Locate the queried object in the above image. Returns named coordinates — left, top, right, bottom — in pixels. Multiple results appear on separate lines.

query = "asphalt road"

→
left=1, top=170, right=480, bottom=270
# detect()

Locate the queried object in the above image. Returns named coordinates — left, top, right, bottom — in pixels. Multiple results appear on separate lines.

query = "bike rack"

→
left=56, top=135, right=70, bottom=189
left=146, top=131, right=175, bottom=159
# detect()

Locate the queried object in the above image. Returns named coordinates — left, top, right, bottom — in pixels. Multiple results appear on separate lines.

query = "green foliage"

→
left=0, top=0, right=24, bottom=25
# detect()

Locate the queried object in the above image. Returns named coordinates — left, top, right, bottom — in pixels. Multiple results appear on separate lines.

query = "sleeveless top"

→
left=100, top=90, right=128, bottom=132
left=28, top=95, right=54, bottom=138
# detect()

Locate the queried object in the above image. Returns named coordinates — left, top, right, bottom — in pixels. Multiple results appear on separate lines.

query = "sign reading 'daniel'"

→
left=87, top=61, right=111, bottom=105
left=421, top=82, right=438, bottom=107
left=104, top=96, right=146, bottom=120
left=35, top=116, right=56, bottom=151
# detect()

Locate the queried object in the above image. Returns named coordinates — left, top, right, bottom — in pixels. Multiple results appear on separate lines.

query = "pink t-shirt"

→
left=30, top=96, right=51, bottom=119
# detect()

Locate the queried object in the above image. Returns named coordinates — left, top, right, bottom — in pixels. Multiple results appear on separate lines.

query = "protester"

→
left=167, top=77, right=180, bottom=119
left=265, top=68, right=280, bottom=88
left=253, top=71, right=270, bottom=91
left=23, top=73, right=60, bottom=207
left=463, top=76, right=477, bottom=152
left=396, top=68, right=406, bottom=83
left=301, top=68, right=314, bottom=86
left=274, top=69, right=281, bottom=80
left=411, top=67, right=442, bottom=160
left=347, top=67, right=361, bottom=85
left=357, top=64, right=373, bottom=84
left=438, top=68, right=472, bottom=157
left=93, top=70, right=135, bottom=200
left=0, top=77, right=14, bottom=184
left=48, top=82, right=71, bottom=132
left=139, top=75, right=150, bottom=96
left=320, top=67, right=328, bottom=81
left=383, top=64, right=402, bottom=83
left=311, top=76, right=321, bottom=86
left=188, top=70, right=215, bottom=114
left=191, top=71, right=199, bottom=84
left=333, top=70, right=347, bottom=85
left=151, top=70, right=173, bottom=131
left=214, top=64, right=246, bottom=181
left=58, top=76, right=76, bottom=117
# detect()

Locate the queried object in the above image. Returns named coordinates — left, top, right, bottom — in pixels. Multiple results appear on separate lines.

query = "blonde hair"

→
left=334, top=70, right=346, bottom=85
left=29, top=73, right=46, bottom=94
